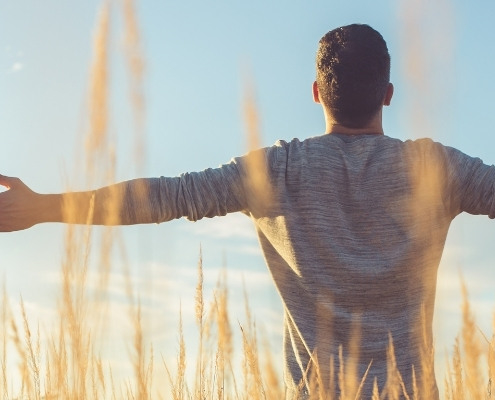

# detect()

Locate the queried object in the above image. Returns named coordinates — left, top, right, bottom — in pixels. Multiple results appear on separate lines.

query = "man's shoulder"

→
left=268, top=134, right=460, bottom=161
left=271, top=133, right=336, bottom=151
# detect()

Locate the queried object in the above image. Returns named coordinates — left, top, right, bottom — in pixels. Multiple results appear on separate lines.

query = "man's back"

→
left=239, top=133, right=495, bottom=397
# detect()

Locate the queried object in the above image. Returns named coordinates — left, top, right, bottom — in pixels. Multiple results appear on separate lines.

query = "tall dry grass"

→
left=3, top=245, right=495, bottom=399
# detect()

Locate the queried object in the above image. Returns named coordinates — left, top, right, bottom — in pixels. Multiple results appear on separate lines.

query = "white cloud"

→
left=184, top=213, right=257, bottom=240
left=4, top=46, right=25, bottom=73
left=37, top=258, right=279, bottom=335
left=9, top=62, right=24, bottom=73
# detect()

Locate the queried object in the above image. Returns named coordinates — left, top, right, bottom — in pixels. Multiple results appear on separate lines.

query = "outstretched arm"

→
left=0, top=162, right=251, bottom=232
left=0, top=174, right=156, bottom=232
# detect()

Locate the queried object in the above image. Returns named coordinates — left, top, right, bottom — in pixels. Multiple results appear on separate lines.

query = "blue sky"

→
left=1, top=0, right=495, bottom=394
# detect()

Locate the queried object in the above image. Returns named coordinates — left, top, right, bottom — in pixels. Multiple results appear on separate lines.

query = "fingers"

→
left=0, top=174, right=20, bottom=190
left=0, top=174, right=12, bottom=189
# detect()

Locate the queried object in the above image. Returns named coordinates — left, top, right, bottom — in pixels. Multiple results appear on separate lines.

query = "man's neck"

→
left=327, top=126, right=384, bottom=136
left=324, top=110, right=384, bottom=136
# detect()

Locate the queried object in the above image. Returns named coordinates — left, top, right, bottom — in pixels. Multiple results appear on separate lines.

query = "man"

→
left=1, top=24, right=494, bottom=398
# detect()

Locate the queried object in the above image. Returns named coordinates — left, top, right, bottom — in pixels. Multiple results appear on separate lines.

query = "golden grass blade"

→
left=20, top=298, right=41, bottom=399
left=411, top=366, right=419, bottom=400
left=121, top=0, right=147, bottom=172
left=85, top=0, right=111, bottom=175
left=419, top=304, right=436, bottom=399
left=214, top=270, right=233, bottom=399
left=1, top=283, right=10, bottom=399
left=195, top=247, right=206, bottom=399
left=460, top=281, right=484, bottom=400
left=196, top=246, right=205, bottom=329
left=133, top=300, right=149, bottom=400
left=10, top=298, right=31, bottom=398
left=398, top=0, right=455, bottom=140
left=338, top=345, right=345, bottom=400
left=240, top=282, right=265, bottom=400
left=354, top=360, right=373, bottom=400
left=177, top=309, right=187, bottom=400
left=163, top=307, right=187, bottom=400
left=301, top=350, right=318, bottom=399
left=489, top=314, right=495, bottom=399
left=452, top=336, right=464, bottom=400
left=262, top=336, right=284, bottom=400
left=383, top=333, right=401, bottom=400
left=371, top=377, right=380, bottom=400
left=242, top=75, right=274, bottom=213
left=345, top=315, right=361, bottom=399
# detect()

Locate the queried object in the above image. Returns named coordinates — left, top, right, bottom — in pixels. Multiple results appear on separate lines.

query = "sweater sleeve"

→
left=115, top=158, right=250, bottom=224
left=441, top=144, right=495, bottom=218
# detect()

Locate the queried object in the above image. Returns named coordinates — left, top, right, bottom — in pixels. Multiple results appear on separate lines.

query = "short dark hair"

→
left=316, top=24, right=391, bottom=128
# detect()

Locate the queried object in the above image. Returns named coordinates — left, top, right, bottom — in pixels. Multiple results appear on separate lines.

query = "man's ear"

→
left=312, top=81, right=320, bottom=103
left=383, top=83, right=394, bottom=106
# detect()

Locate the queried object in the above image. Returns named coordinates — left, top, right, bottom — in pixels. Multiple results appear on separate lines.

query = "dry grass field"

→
left=1, top=243, right=495, bottom=399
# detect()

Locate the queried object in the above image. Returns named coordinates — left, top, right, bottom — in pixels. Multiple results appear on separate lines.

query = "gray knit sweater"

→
left=118, top=133, right=495, bottom=398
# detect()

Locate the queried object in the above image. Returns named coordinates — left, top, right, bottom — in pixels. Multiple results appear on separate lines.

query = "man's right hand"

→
left=0, top=174, right=45, bottom=232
